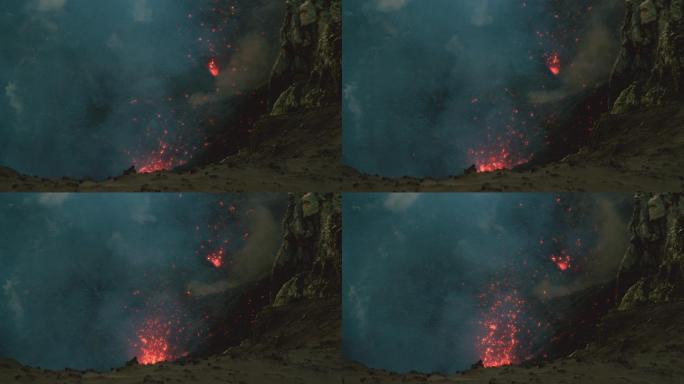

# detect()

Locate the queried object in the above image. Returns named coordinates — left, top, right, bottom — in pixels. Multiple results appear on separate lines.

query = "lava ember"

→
left=551, top=253, right=572, bottom=271
left=478, top=290, right=524, bottom=368
left=135, top=318, right=172, bottom=365
left=136, top=141, right=176, bottom=174
left=207, top=248, right=225, bottom=268
left=546, top=52, right=561, bottom=76
left=208, top=58, right=220, bottom=77
left=469, top=147, right=530, bottom=173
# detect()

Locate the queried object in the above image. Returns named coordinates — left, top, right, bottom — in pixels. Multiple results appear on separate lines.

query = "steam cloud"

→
left=343, top=193, right=632, bottom=373
left=0, top=193, right=286, bottom=371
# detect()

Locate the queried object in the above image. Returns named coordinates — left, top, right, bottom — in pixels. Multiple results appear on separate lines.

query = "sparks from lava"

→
left=133, top=122, right=195, bottom=174
left=207, top=58, right=220, bottom=77
left=135, top=318, right=172, bottom=365
left=550, top=252, right=572, bottom=271
left=135, top=139, right=178, bottom=174
left=466, top=99, right=538, bottom=174
left=546, top=52, right=561, bottom=76
left=478, top=289, right=524, bottom=367
left=469, top=146, right=531, bottom=173
left=206, top=248, right=225, bottom=268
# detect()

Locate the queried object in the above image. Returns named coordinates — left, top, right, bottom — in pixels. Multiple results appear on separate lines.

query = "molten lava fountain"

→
left=478, top=289, right=525, bottom=367
left=135, top=318, right=172, bottom=365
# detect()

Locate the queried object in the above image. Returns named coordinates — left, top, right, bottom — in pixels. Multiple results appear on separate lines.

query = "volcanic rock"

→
left=125, top=357, right=139, bottom=367
left=271, top=193, right=341, bottom=307
left=610, top=0, right=684, bottom=113
left=269, top=0, right=341, bottom=115
left=617, top=193, right=684, bottom=309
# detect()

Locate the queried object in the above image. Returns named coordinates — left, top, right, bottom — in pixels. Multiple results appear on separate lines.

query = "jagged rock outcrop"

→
left=269, top=0, right=341, bottom=116
left=270, top=193, right=341, bottom=307
left=617, top=193, right=684, bottom=309
left=610, top=0, right=684, bottom=113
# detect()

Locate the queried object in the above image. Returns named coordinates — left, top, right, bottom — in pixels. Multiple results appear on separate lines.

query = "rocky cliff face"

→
left=610, top=0, right=684, bottom=113
left=617, top=193, right=684, bottom=309
left=270, top=193, right=341, bottom=306
left=268, top=0, right=341, bottom=116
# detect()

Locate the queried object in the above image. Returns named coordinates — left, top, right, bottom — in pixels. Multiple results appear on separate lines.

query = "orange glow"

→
left=546, top=53, right=561, bottom=76
left=136, top=319, right=171, bottom=365
left=550, top=253, right=571, bottom=271
left=206, top=248, right=224, bottom=268
left=469, top=147, right=530, bottom=173
left=208, top=58, right=220, bottom=77
left=478, top=291, right=523, bottom=368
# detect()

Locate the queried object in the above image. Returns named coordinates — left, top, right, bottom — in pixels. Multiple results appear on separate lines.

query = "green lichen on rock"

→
left=269, top=0, right=341, bottom=116
left=617, top=193, right=684, bottom=310
left=610, top=0, right=684, bottom=113
left=271, top=193, right=341, bottom=307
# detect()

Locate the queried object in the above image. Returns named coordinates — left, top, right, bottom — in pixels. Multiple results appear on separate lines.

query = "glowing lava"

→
left=550, top=253, right=572, bottom=271
left=135, top=318, right=171, bottom=365
left=208, top=58, right=220, bottom=77
left=206, top=248, right=224, bottom=268
left=137, top=141, right=176, bottom=174
left=469, top=147, right=530, bottom=173
left=546, top=52, right=561, bottom=76
left=478, top=290, right=524, bottom=368
left=138, top=159, right=175, bottom=174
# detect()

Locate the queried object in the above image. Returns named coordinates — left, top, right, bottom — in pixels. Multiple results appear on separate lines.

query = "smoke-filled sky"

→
left=0, top=0, right=283, bottom=179
left=343, top=0, right=622, bottom=177
left=0, top=193, right=286, bottom=371
left=343, top=193, right=632, bottom=374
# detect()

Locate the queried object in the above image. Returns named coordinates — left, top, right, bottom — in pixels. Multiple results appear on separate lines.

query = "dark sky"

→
left=0, top=0, right=283, bottom=179
left=342, top=0, right=621, bottom=177
left=0, top=193, right=286, bottom=371
left=342, top=193, right=632, bottom=374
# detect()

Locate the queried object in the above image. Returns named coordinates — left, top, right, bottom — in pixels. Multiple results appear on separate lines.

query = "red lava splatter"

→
left=466, top=102, right=536, bottom=174
left=136, top=140, right=178, bottom=174
left=135, top=318, right=172, bottom=365
left=546, top=52, right=561, bottom=76
left=206, top=248, right=225, bottom=268
left=207, top=58, right=220, bottom=77
left=138, top=159, right=175, bottom=174
left=469, top=146, right=531, bottom=173
left=550, top=252, right=572, bottom=271
left=478, top=289, right=525, bottom=367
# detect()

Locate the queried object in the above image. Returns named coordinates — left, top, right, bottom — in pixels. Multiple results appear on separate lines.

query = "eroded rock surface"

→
left=611, top=0, right=684, bottom=113
left=271, top=193, right=341, bottom=306
left=269, top=0, right=341, bottom=115
left=617, top=193, right=684, bottom=309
